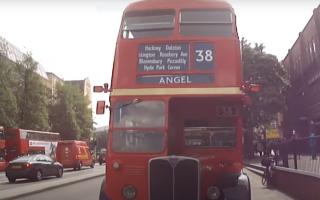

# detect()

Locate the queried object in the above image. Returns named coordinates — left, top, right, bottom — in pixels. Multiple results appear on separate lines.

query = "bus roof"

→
left=125, top=0, right=234, bottom=13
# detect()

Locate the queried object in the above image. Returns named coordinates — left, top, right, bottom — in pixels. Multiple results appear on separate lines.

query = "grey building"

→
left=0, top=36, right=48, bottom=79
left=65, top=78, right=92, bottom=106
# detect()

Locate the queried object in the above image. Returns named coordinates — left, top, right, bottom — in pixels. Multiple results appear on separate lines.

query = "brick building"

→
left=283, top=4, right=320, bottom=137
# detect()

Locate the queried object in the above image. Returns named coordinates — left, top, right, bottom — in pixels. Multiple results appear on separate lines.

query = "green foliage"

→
left=0, top=56, right=19, bottom=127
left=241, top=39, right=288, bottom=158
left=0, top=54, right=49, bottom=130
left=0, top=51, right=92, bottom=139
left=50, top=84, right=93, bottom=140
left=16, top=55, right=50, bottom=130
left=242, top=38, right=287, bottom=129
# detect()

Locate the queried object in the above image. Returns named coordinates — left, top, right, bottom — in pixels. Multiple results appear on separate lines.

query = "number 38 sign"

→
left=194, top=43, right=214, bottom=69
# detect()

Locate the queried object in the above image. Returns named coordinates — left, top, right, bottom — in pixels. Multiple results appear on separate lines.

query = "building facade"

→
left=46, top=72, right=64, bottom=100
left=284, top=4, right=320, bottom=137
left=1, top=35, right=92, bottom=114
left=0, top=36, right=48, bottom=80
left=65, top=78, right=92, bottom=105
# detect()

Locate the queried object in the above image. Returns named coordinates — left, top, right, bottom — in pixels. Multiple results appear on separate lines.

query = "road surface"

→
left=11, top=168, right=296, bottom=200
left=0, top=164, right=105, bottom=191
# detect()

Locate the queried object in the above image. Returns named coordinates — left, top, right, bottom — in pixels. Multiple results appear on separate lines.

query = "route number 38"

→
left=195, top=49, right=213, bottom=62
left=194, top=43, right=214, bottom=69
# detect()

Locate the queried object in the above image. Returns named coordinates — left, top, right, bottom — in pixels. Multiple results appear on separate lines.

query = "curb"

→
left=244, top=163, right=265, bottom=177
left=0, top=172, right=104, bottom=200
left=245, top=166, right=264, bottom=177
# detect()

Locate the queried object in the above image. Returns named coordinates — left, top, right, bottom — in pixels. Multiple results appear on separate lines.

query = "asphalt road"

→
left=0, top=164, right=105, bottom=191
left=11, top=168, right=296, bottom=200
left=14, top=176, right=104, bottom=200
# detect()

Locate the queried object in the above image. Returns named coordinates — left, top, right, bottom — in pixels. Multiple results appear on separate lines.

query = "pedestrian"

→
left=257, top=141, right=263, bottom=157
left=309, top=133, right=317, bottom=160
left=309, top=120, right=317, bottom=160
left=279, top=138, right=289, bottom=168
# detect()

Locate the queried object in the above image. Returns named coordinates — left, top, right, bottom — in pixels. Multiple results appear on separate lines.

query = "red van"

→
left=56, top=140, right=94, bottom=170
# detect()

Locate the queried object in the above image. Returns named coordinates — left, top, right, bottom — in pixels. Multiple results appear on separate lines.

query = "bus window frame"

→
left=184, top=126, right=237, bottom=149
left=122, top=9, right=176, bottom=39
left=26, top=131, right=60, bottom=141
left=113, top=99, right=166, bottom=128
left=179, top=9, right=234, bottom=37
left=111, top=128, right=166, bottom=154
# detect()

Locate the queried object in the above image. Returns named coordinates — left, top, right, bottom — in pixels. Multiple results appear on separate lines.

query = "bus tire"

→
left=99, top=178, right=111, bottom=200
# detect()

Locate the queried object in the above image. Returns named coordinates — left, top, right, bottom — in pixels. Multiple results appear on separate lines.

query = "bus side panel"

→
left=5, top=129, right=20, bottom=162
left=20, top=139, right=29, bottom=156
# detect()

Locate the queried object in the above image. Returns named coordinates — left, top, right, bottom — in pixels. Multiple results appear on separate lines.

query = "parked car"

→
left=98, top=148, right=107, bottom=165
left=5, top=154, right=63, bottom=183
left=56, top=140, right=95, bottom=170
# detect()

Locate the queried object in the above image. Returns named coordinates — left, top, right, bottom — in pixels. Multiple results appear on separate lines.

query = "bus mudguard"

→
left=223, top=172, right=251, bottom=200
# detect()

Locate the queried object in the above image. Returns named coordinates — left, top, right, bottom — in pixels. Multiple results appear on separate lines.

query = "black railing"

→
left=271, top=136, right=320, bottom=173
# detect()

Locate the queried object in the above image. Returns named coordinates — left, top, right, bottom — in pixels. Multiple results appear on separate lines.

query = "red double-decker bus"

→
left=4, top=128, right=60, bottom=162
left=0, top=126, right=5, bottom=171
left=95, top=0, right=254, bottom=199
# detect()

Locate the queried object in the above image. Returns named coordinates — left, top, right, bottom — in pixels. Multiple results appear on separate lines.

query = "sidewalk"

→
left=244, top=157, right=263, bottom=166
left=0, top=167, right=104, bottom=200
left=246, top=155, right=320, bottom=175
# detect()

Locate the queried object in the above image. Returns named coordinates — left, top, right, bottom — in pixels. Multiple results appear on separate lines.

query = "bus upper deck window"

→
left=122, top=10, right=175, bottom=39
left=180, top=10, right=233, bottom=36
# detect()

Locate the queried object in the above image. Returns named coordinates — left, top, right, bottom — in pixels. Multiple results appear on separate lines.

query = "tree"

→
left=0, top=55, right=19, bottom=127
left=241, top=38, right=288, bottom=156
left=16, top=54, right=50, bottom=130
left=75, top=95, right=94, bottom=140
left=50, top=84, right=93, bottom=140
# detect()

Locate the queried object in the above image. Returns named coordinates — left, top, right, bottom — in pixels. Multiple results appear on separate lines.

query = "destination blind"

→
left=137, top=43, right=214, bottom=85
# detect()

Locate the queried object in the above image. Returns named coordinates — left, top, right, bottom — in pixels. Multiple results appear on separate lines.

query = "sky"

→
left=0, top=0, right=319, bottom=127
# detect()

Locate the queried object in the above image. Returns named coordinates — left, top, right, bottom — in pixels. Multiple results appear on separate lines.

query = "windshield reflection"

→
left=114, top=100, right=165, bottom=128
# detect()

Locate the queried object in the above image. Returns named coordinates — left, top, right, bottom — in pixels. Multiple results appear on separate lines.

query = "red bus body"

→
left=56, top=140, right=95, bottom=170
left=99, top=0, right=250, bottom=199
left=4, top=128, right=60, bottom=162
left=0, top=127, right=5, bottom=171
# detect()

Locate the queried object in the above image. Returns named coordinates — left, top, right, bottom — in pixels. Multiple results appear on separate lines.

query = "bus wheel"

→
left=90, top=162, right=95, bottom=168
left=35, top=170, right=42, bottom=181
left=56, top=167, right=63, bottom=178
left=8, top=177, right=16, bottom=183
